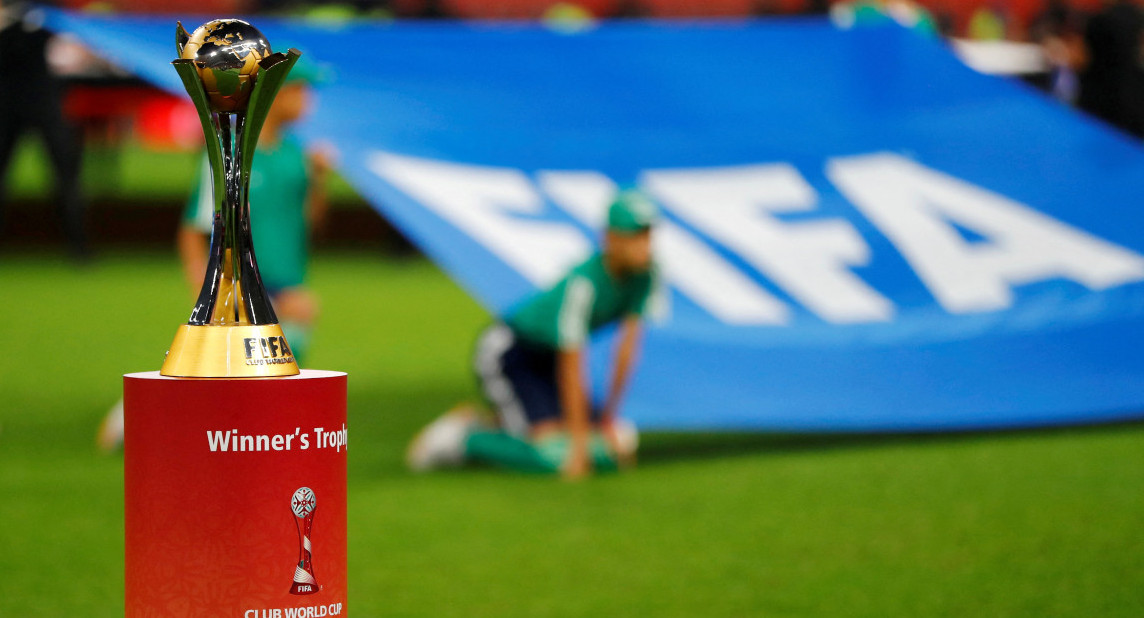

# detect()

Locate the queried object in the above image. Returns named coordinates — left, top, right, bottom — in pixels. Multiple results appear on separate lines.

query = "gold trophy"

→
left=161, top=19, right=301, bottom=377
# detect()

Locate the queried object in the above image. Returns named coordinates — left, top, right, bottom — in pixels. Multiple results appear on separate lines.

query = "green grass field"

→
left=2, top=250, right=1143, bottom=616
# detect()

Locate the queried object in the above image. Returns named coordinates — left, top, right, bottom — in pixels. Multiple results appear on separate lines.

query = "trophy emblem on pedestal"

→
left=290, top=486, right=320, bottom=595
left=161, top=19, right=302, bottom=377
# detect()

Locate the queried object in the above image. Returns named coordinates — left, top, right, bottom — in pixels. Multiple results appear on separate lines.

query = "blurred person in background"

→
left=0, top=0, right=89, bottom=259
left=1079, top=0, right=1144, bottom=136
left=406, top=190, right=663, bottom=480
left=830, top=0, right=939, bottom=38
left=968, top=0, right=1009, bottom=41
left=97, top=56, right=332, bottom=452
left=1032, top=0, right=1086, bottom=105
left=803, top=0, right=831, bottom=16
left=612, top=0, right=649, bottom=18
left=750, top=0, right=783, bottom=16
left=178, top=58, right=333, bottom=367
left=414, top=0, right=451, bottom=19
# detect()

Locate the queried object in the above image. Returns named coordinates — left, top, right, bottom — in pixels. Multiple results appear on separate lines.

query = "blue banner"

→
left=47, top=9, right=1144, bottom=430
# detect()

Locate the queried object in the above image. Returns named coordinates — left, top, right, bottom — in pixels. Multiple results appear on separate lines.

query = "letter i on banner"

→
left=538, top=170, right=791, bottom=325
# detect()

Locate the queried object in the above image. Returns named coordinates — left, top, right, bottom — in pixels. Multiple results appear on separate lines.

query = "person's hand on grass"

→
left=562, top=439, right=592, bottom=480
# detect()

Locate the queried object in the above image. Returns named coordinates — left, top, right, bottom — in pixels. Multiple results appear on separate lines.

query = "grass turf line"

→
left=0, top=250, right=1142, bottom=616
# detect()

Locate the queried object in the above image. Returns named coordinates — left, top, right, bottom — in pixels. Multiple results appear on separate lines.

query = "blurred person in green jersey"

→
left=830, top=0, right=939, bottom=37
left=177, top=57, right=333, bottom=365
left=406, top=189, right=663, bottom=480
left=97, top=55, right=332, bottom=452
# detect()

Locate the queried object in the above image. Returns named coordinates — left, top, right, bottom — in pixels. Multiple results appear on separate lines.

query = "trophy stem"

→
left=187, top=112, right=276, bottom=327
left=217, top=113, right=249, bottom=325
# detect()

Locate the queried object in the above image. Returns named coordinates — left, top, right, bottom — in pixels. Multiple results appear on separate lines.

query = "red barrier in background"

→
left=124, top=370, right=347, bottom=617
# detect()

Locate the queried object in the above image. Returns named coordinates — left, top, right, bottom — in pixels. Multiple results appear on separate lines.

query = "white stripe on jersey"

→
left=645, top=266, right=671, bottom=323
left=473, top=324, right=529, bottom=438
left=557, top=276, right=595, bottom=349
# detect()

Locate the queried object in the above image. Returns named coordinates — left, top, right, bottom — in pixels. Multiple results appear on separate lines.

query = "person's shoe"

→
left=97, top=399, right=125, bottom=453
left=405, top=406, right=479, bottom=472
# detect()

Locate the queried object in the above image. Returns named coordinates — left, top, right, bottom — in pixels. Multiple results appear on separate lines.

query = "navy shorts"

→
left=473, top=323, right=600, bottom=437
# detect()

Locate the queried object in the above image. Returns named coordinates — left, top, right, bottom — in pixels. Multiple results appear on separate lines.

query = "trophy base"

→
left=160, top=324, right=300, bottom=377
left=124, top=370, right=347, bottom=614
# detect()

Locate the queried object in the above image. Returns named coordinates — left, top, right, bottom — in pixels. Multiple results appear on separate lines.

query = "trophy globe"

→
left=179, top=19, right=271, bottom=112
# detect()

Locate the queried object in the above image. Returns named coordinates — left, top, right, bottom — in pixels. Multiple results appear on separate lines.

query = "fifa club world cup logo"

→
left=290, top=487, right=319, bottom=595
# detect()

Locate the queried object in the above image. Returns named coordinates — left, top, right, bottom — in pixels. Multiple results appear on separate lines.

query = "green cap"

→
left=607, top=189, right=658, bottom=233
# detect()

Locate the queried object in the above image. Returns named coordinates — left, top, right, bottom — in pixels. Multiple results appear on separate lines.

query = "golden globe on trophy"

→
left=161, top=19, right=302, bottom=377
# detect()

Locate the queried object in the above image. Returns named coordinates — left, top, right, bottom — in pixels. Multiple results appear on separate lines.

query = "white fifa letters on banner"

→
left=370, top=150, right=1144, bottom=324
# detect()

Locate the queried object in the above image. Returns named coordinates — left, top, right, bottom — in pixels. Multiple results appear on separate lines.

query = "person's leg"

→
left=36, top=109, right=89, bottom=259
left=410, top=325, right=623, bottom=474
left=463, top=429, right=562, bottom=474
left=465, top=430, right=617, bottom=474
left=273, top=287, right=318, bottom=365
left=470, top=330, right=622, bottom=474
left=414, top=419, right=616, bottom=475
left=0, top=107, right=23, bottom=237
left=472, top=323, right=534, bottom=437
left=464, top=325, right=571, bottom=473
left=405, top=325, right=518, bottom=472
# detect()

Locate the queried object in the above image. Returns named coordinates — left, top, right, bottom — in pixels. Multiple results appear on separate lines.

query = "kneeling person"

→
left=407, top=189, right=660, bottom=479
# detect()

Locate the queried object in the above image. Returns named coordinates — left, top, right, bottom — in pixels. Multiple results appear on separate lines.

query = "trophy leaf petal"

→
left=176, top=21, right=190, bottom=57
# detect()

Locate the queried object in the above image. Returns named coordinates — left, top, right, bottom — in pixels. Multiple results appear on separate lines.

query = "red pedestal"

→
left=124, top=370, right=348, bottom=618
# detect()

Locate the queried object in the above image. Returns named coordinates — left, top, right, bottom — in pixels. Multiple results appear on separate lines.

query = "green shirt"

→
left=184, top=135, right=310, bottom=291
left=506, top=253, right=657, bottom=350
left=832, top=1, right=939, bottom=37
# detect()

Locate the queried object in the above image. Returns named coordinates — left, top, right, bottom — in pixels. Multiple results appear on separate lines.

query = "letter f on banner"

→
left=829, top=153, right=1144, bottom=313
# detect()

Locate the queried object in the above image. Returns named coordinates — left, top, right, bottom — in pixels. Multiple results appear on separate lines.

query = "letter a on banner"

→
left=829, top=153, right=1144, bottom=313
